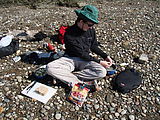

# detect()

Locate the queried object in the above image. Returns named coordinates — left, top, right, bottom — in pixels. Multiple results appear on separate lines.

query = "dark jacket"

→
left=64, top=24, right=108, bottom=63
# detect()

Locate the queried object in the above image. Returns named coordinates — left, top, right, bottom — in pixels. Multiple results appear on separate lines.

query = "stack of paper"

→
left=21, top=81, right=57, bottom=104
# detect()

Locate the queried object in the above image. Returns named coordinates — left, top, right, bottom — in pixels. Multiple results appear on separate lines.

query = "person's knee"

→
left=46, top=63, right=56, bottom=76
left=90, top=61, right=107, bottom=78
left=46, top=65, right=52, bottom=75
left=97, top=66, right=106, bottom=78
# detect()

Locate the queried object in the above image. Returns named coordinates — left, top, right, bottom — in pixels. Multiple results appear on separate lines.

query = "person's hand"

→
left=100, top=56, right=113, bottom=68
left=100, top=60, right=111, bottom=68
left=105, top=56, right=113, bottom=67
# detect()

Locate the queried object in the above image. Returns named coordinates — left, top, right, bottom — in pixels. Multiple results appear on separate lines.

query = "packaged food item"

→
left=68, top=83, right=90, bottom=107
left=34, top=86, right=48, bottom=96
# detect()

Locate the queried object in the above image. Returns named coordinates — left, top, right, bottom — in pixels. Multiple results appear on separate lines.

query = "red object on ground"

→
left=47, top=43, right=55, bottom=51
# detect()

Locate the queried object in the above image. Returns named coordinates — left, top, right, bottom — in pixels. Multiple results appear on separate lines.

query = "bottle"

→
left=43, top=42, right=55, bottom=52
left=48, top=43, right=55, bottom=51
left=106, top=64, right=117, bottom=75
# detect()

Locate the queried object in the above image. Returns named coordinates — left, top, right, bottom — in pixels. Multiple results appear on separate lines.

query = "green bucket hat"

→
left=74, top=5, right=99, bottom=24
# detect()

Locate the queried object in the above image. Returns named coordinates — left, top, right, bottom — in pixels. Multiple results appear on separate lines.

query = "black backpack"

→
left=112, top=68, right=142, bottom=94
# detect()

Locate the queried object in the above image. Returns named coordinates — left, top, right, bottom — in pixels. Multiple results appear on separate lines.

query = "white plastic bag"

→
left=0, top=35, right=13, bottom=48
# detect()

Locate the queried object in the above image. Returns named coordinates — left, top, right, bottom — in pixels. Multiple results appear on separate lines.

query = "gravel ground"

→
left=0, top=0, right=160, bottom=120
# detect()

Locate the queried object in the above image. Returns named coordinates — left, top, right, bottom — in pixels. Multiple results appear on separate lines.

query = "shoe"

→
left=84, top=80, right=101, bottom=92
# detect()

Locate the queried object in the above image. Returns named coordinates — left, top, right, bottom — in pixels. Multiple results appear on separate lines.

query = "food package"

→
left=68, top=83, right=90, bottom=107
left=34, top=86, right=48, bottom=96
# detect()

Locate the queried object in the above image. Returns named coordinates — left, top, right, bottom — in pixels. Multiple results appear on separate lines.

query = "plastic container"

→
left=106, top=64, right=117, bottom=75
left=33, top=65, right=47, bottom=79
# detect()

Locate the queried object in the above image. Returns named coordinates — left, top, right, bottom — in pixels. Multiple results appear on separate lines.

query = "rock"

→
left=103, top=114, right=109, bottom=119
left=16, top=76, right=23, bottom=82
left=44, top=105, right=50, bottom=110
left=40, top=108, right=46, bottom=113
left=122, top=41, right=130, bottom=48
left=105, top=94, right=113, bottom=103
left=17, top=117, right=28, bottom=120
left=109, top=114, right=113, bottom=119
left=75, top=106, right=79, bottom=111
left=156, top=97, right=160, bottom=105
left=138, top=54, right=148, bottom=63
left=30, top=113, right=34, bottom=117
left=141, top=86, right=147, bottom=91
left=149, top=54, right=157, bottom=61
left=77, top=2, right=86, bottom=7
left=121, top=109, right=127, bottom=115
left=70, top=108, right=75, bottom=112
left=156, top=86, right=160, bottom=91
left=109, top=107, right=115, bottom=113
left=117, top=107, right=122, bottom=113
left=129, top=115, right=135, bottom=120
left=0, top=107, right=4, bottom=114
left=55, top=113, right=61, bottom=120
left=111, top=103, right=117, bottom=108
left=25, top=30, right=39, bottom=38
left=121, top=117, right=127, bottom=120
left=94, top=104, right=100, bottom=110
left=4, top=87, right=10, bottom=91
left=17, top=95, right=24, bottom=100
left=120, top=63, right=129, bottom=67
left=115, top=112, right=120, bottom=118
left=127, top=106, right=132, bottom=113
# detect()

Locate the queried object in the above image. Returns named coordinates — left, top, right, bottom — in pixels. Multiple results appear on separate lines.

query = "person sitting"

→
left=47, top=5, right=113, bottom=90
